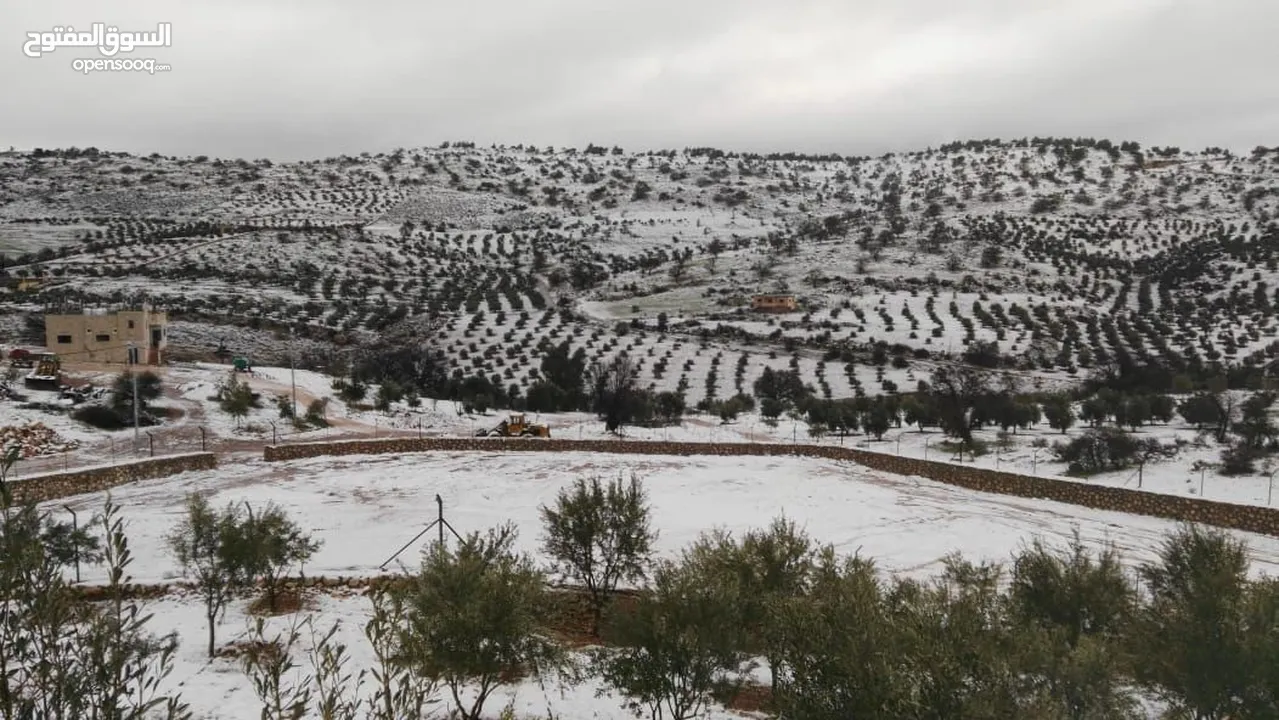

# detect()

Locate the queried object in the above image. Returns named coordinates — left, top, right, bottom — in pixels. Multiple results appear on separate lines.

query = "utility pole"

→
left=290, top=343, right=298, bottom=420
left=127, top=341, right=139, bottom=452
left=437, top=494, right=444, bottom=546
left=63, top=506, right=80, bottom=583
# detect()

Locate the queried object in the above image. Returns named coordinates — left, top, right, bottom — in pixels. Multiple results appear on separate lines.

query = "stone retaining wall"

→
left=74, top=575, right=392, bottom=602
left=73, top=575, right=623, bottom=602
left=264, top=437, right=1279, bottom=536
left=9, top=453, right=219, bottom=504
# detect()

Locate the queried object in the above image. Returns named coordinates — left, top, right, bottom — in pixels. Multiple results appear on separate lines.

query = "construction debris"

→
left=0, top=422, right=80, bottom=459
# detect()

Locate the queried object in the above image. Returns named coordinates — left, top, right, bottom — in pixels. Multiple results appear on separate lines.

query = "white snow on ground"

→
left=7, top=360, right=1279, bottom=509
left=151, top=594, right=748, bottom=720
left=57, top=451, right=1279, bottom=588
left=45, top=449, right=1279, bottom=720
left=190, top=363, right=1279, bottom=509
left=9, top=361, right=1279, bottom=719
left=0, top=385, right=110, bottom=445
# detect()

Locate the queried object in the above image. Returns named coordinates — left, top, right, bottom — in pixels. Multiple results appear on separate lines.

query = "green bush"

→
left=1053, top=428, right=1138, bottom=475
left=72, top=403, right=152, bottom=430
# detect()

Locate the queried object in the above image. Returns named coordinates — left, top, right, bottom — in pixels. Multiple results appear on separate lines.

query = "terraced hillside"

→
left=1, top=139, right=1277, bottom=405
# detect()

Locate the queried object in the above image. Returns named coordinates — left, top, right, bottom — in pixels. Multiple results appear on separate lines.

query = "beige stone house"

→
left=43, top=306, right=168, bottom=364
left=750, top=294, right=798, bottom=313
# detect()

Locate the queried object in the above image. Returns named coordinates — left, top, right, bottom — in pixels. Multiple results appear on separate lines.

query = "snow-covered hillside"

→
left=1, top=140, right=1277, bottom=407
left=2, top=138, right=1278, bottom=720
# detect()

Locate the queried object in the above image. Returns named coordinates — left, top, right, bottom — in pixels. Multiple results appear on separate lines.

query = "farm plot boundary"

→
left=263, top=437, right=1279, bottom=537
left=9, top=452, right=218, bottom=503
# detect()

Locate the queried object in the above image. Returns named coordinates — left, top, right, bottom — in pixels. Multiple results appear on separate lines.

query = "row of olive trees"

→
left=546, top=476, right=1279, bottom=720
left=233, top=472, right=656, bottom=720
left=234, top=471, right=1279, bottom=720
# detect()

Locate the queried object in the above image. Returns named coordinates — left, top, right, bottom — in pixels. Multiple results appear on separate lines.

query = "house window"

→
left=57, top=334, right=72, bottom=344
left=95, top=333, right=111, bottom=342
left=128, top=320, right=135, bottom=329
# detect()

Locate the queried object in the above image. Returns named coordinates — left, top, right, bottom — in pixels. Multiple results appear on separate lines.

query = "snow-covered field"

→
left=70, top=450, right=1279, bottom=587
left=229, top=363, right=1279, bottom=509
left=6, top=359, right=1279, bottom=719
left=43, top=448, right=1279, bottom=719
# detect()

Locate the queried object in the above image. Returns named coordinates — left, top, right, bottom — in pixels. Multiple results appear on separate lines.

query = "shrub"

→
left=274, top=394, right=295, bottom=419
left=716, top=394, right=755, bottom=423
left=1030, top=194, right=1064, bottom=213
left=304, top=398, right=330, bottom=428
left=72, top=403, right=131, bottom=430
left=1220, top=443, right=1261, bottom=476
left=111, top=370, right=162, bottom=415
left=1053, top=428, right=1139, bottom=475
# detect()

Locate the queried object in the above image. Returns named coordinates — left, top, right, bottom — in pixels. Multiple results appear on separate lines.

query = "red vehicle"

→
left=7, top=348, right=34, bottom=368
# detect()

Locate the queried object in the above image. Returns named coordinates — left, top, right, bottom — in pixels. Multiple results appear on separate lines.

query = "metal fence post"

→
left=199, top=426, right=206, bottom=452
left=64, top=506, right=80, bottom=583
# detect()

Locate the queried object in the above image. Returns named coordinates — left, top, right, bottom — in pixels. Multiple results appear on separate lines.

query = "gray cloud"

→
left=1, top=0, right=1275, bottom=160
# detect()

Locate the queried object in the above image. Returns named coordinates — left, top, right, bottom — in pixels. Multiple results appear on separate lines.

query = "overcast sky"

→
left=2, top=0, right=1276, bottom=161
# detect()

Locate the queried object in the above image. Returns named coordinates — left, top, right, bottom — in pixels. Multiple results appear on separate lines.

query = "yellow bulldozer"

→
left=475, top=413, right=550, bottom=438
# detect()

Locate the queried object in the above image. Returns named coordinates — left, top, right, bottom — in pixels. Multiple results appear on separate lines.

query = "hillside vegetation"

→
left=0, top=139, right=1277, bottom=409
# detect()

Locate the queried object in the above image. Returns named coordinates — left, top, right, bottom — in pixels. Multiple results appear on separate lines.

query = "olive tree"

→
left=1007, top=530, right=1141, bottom=719
left=1, top=444, right=188, bottom=719
left=682, top=516, right=816, bottom=693
left=242, top=502, right=321, bottom=613
left=540, top=472, right=656, bottom=636
left=1132, top=524, right=1253, bottom=719
left=774, top=548, right=905, bottom=720
left=394, top=523, right=567, bottom=720
left=166, top=494, right=257, bottom=657
left=594, top=552, right=751, bottom=720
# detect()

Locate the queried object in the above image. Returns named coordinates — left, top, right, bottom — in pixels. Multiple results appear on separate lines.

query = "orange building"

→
left=750, top=294, right=798, bottom=313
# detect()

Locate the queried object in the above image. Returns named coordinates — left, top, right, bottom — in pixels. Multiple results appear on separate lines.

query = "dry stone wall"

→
left=73, top=574, right=620, bottom=602
left=264, top=437, right=1279, bottom=536
left=8, top=453, right=218, bottom=504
